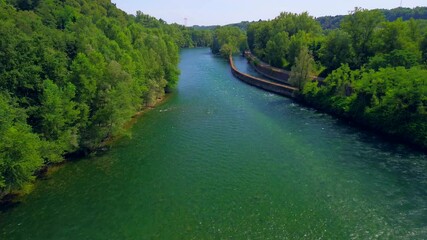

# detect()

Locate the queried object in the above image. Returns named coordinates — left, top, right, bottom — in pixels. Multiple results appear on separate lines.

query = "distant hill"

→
left=192, top=25, right=218, bottom=30
left=317, top=6, right=427, bottom=30
left=192, top=21, right=252, bottom=31
left=193, top=7, right=427, bottom=31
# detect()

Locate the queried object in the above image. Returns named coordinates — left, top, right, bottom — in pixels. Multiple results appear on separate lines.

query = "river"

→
left=1, top=48, right=426, bottom=239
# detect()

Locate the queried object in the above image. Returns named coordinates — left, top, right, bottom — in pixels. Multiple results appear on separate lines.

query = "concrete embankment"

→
left=244, top=52, right=292, bottom=85
left=229, top=55, right=298, bottom=98
left=244, top=51, right=324, bottom=83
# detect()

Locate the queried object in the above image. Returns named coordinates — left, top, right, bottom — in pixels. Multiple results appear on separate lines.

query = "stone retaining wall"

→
left=229, top=56, right=297, bottom=98
left=244, top=51, right=324, bottom=83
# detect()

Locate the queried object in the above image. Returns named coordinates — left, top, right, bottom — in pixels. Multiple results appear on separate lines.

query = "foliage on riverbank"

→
left=303, top=66, right=427, bottom=148
left=246, top=8, right=427, bottom=149
left=0, top=0, right=208, bottom=196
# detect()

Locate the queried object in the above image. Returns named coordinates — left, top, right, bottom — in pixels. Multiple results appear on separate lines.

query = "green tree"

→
left=38, top=80, right=80, bottom=162
left=211, top=26, right=247, bottom=57
left=0, top=94, right=43, bottom=194
left=287, top=31, right=309, bottom=68
left=247, top=21, right=273, bottom=59
left=265, top=32, right=290, bottom=67
left=319, top=30, right=352, bottom=73
left=341, top=8, right=385, bottom=67
left=272, top=11, right=321, bottom=37
left=290, top=46, right=314, bottom=90
left=421, top=34, right=427, bottom=63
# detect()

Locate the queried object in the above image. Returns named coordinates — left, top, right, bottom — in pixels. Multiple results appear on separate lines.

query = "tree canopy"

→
left=211, top=26, right=247, bottom=58
left=247, top=12, right=321, bottom=69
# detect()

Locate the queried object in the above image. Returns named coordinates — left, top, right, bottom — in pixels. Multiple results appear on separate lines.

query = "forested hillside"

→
left=317, top=6, right=427, bottom=30
left=0, top=0, right=210, bottom=197
left=244, top=9, right=427, bottom=150
left=196, top=7, right=427, bottom=33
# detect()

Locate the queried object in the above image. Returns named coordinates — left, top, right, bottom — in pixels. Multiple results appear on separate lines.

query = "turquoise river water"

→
left=1, top=48, right=427, bottom=239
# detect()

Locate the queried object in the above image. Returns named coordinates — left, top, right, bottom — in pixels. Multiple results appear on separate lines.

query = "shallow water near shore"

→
left=1, top=48, right=426, bottom=239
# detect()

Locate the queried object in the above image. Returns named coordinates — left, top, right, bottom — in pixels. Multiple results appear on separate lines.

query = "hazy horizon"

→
left=111, top=0, right=426, bottom=26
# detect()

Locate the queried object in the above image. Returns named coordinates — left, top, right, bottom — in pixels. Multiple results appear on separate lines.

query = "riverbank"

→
left=0, top=93, right=172, bottom=207
left=237, top=53, right=426, bottom=152
left=298, top=96, right=427, bottom=152
left=100, top=94, right=172, bottom=149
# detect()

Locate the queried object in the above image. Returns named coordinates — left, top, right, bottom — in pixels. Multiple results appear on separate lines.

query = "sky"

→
left=111, top=0, right=427, bottom=26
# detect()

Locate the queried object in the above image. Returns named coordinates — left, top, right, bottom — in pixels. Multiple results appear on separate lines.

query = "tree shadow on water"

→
left=0, top=194, right=22, bottom=213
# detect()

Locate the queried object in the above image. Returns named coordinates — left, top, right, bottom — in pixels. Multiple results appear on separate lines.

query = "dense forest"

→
left=214, top=8, right=427, bottom=150
left=0, top=0, right=212, bottom=198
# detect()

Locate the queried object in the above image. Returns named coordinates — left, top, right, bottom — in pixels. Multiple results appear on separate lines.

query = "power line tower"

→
left=184, top=18, right=188, bottom=27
